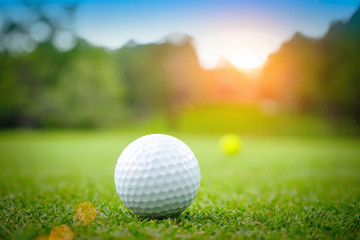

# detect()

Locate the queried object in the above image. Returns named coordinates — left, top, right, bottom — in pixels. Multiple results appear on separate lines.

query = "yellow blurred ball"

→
left=219, top=134, right=242, bottom=156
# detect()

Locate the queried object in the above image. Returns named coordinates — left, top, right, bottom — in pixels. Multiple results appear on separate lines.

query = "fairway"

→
left=0, top=131, right=360, bottom=239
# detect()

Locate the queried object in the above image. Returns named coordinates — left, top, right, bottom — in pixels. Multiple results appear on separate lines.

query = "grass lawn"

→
left=0, top=131, right=359, bottom=239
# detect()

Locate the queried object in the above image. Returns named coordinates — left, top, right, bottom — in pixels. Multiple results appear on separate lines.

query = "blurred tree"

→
left=47, top=41, right=125, bottom=128
left=0, top=0, right=77, bottom=55
left=0, top=1, right=126, bottom=128
left=116, top=36, right=205, bottom=128
left=0, top=0, right=78, bottom=127
left=259, top=6, right=360, bottom=124
left=260, top=32, right=320, bottom=111
left=0, top=41, right=76, bottom=127
left=318, top=7, right=360, bottom=123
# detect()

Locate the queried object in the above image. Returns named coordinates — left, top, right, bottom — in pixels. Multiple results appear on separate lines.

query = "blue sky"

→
left=2, top=0, right=360, bottom=69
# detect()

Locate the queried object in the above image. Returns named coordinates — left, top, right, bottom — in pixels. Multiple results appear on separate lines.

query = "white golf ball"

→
left=114, top=134, right=201, bottom=217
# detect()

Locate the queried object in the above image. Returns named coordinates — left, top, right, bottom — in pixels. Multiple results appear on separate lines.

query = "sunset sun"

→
left=195, top=31, right=280, bottom=71
left=226, top=49, right=266, bottom=70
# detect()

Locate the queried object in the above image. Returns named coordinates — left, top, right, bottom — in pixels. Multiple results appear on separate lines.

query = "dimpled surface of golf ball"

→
left=114, top=134, right=201, bottom=217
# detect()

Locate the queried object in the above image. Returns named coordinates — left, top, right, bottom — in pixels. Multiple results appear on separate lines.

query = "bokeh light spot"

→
left=30, top=22, right=51, bottom=42
left=49, top=225, right=73, bottom=240
left=52, top=30, right=76, bottom=52
left=75, top=201, right=97, bottom=224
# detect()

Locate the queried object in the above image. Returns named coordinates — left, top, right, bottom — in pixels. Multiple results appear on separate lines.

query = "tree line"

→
left=0, top=2, right=359, bottom=129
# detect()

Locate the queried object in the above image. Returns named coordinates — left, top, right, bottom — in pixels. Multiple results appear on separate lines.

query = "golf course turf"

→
left=0, top=131, right=359, bottom=239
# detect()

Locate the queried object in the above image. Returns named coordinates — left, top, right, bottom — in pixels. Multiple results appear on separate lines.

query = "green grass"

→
left=0, top=131, right=360, bottom=239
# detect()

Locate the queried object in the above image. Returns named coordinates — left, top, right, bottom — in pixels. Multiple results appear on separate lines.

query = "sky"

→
left=2, top=0, right=360, bottom=70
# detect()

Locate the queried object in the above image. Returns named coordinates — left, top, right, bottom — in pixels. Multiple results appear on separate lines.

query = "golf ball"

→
left=114, top=134, right=201, bottom=217
left=219, top=134, right=242, bottom=156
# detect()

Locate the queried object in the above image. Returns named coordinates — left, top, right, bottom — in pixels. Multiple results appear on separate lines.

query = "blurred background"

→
left=1, top=0, right=360, bottom=136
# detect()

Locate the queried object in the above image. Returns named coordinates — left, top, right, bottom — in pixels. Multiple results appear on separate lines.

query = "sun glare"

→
left=195, top=30, right=280, bottom=71
left=226, top=49, right=266, bottom=70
